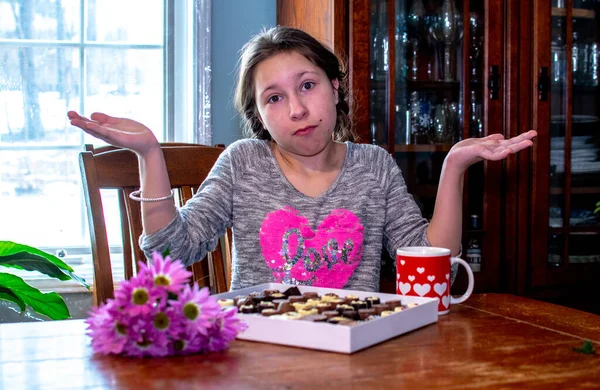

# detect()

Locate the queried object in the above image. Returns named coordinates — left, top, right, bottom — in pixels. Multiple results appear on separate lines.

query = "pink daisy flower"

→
left=122, top=317, right=170, bottom=357
left=85, top=300, right=129, bottom=355
left=139, top=252, right=192, bottom=293
left=114, top=275, right=163, bottom=317
left=172, top=284, right=221, bottom=335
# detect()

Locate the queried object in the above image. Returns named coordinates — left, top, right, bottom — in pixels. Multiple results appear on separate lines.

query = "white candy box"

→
left=214, top=283, right=438, bottom=354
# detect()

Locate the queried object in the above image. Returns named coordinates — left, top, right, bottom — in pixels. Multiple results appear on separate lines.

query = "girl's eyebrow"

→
left=258, top=70, right=320, bottom=99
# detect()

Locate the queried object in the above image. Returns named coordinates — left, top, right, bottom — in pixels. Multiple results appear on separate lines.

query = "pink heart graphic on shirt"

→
left=260, top=207, right=364, bottom=289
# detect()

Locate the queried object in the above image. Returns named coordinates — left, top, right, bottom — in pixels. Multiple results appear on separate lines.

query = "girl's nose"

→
left=288, top=95, right=308, bottom=120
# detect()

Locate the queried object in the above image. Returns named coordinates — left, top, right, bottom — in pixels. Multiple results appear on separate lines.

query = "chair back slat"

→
left=79, top=143, right=230, bottom=305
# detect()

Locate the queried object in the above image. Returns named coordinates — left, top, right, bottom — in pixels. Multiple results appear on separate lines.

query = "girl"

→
left=68, top=26, right=536, bottom=292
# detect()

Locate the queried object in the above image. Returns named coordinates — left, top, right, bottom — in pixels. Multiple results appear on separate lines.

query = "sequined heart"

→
left=260, top=207, right=364, bottom=289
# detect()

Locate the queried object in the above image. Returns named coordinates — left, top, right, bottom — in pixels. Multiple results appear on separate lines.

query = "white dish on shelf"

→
left=214, top=283, right=438, bottom=354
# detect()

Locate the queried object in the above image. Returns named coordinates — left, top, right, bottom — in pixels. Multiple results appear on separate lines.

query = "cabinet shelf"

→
left=551, top=7, right=595, bottom=19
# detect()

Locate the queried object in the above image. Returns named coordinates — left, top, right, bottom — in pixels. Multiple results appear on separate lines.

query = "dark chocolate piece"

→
left=283, top=286, right=302, bottom=297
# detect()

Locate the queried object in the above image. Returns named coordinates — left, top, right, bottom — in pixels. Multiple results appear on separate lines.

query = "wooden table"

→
left=1, top=294, right=599, bottom=389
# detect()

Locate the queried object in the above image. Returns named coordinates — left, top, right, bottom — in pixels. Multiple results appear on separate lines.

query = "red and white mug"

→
left=396, top=247, right=474, bottom=315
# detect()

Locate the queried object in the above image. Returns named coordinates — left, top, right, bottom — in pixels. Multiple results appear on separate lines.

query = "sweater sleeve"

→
left=381, top=151, right=431, bottom=257
left=139, top=145, right=235, bottom=266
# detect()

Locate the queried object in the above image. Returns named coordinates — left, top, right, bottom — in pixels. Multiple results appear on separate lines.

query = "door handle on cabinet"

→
left=488, top=65, right=500, bottom=100
left=538, top=67, right=550, bottom=101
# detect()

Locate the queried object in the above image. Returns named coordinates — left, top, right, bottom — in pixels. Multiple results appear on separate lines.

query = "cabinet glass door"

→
left=368, top=0, right=502, bottom=291
left=532, top=0, right=600, bottom=288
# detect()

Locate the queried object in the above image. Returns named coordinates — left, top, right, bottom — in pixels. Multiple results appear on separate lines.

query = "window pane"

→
left=85, top=48, right=164, bottom=140
left=0, top=149, right=86, bottom=246
left=0, top=47, right=81, bottom=144
left=87, top=0, right=164, bottom=44
left=0, top=0, right=81, bottom=41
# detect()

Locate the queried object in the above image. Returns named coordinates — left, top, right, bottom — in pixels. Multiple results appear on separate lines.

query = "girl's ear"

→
left=331, top=79, right=339, bottom=105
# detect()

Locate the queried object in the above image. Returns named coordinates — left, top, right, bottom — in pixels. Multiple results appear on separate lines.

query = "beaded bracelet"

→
left=129, top=189, right=175, bottom=202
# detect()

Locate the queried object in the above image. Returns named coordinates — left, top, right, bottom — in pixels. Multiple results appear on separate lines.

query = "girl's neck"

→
left=270, top=140, right=345, bottom=175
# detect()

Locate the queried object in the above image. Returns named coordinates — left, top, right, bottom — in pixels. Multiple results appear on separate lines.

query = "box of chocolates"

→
left=214, top=283, right=438, bottom=354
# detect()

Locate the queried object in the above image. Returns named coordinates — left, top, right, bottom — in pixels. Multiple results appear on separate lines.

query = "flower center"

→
left=153, top=312, right=170, bottom=330
left=174, top=339, right=185, bottom=351
left=132, top=288, right=149, bottom=305
left=137, top=337, right=152, bottom=348
left=115, top=322, right=127, bottom=335
left=183, top=302, right=199, bottom=320
left=154, top=275, right=171, bottom=287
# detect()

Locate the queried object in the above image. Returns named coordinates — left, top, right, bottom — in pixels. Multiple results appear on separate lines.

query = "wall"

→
left=211, top=0, right=276, bottom=146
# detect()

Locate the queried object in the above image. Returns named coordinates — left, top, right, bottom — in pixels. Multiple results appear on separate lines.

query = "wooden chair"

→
left=79, top=143, right=232, bottom=305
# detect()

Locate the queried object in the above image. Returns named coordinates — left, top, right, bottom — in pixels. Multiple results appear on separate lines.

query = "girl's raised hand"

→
left=446, top=130, right=538, bottom=172
left=67, top=111, right=160, bottom=156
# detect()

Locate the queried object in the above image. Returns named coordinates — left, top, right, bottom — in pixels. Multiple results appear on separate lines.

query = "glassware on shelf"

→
left=469, top=13, right=484, bottom=83
left=551, top=17, right=566, bottom=84
left=371, top=0, right=388, bottom=82
left=428, top=0, right=463, bottom=81
left=469, top=90, right=483, bottom=138
left=407, top=0, right=426, bottom=81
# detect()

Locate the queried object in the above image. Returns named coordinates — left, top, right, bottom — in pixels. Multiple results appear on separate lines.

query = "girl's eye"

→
left=267, top=95, right=281, bottom=104
left=301, top=82, right=315, bottom=91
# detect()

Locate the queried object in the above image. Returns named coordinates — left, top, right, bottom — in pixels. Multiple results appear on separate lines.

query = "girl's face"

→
left=253, top=50, right=339, bottom=158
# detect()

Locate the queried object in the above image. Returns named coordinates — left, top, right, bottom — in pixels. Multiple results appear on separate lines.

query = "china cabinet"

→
left=278, top=0, right=600, bottom=313
left=526, top=0, right=600, bottom=312
left=279, top=0, right=506, bottom=295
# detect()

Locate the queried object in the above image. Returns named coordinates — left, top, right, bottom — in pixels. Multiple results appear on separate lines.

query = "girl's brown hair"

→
left=234, top=26, right=356, bottom=142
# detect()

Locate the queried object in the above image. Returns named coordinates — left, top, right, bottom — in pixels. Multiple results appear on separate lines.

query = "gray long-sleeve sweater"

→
left=140, top=139, right=430, bottom=292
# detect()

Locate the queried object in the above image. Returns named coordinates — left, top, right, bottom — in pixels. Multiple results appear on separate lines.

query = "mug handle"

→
left=450, top=257, right=474, bottom=305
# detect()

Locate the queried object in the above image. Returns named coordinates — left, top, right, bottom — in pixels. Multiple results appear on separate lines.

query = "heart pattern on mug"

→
left=417, top=267, right=425, bottom=274
left=260, top=207, right=364, bottom=289
left=408, top=275, right=415, bottom=282
left=400, top=260, right=405, bottom=266
left=427, top=275, right=435, bottom=282
left=413, top=283, right=431, bottom=296
left=399, top=282, right=412, bottom=295
left=434, top=282, right=447, bottom=296
left=441, top=295, right=450, bottom=309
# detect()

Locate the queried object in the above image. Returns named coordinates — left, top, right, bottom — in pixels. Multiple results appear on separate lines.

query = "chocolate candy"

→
left=303, top=291, right=319, bottom=299
left=264, top=289, right=280, bottom=296
left=258, top=302, right=276, bottom=312
left=381, top=310, right=394, bottom=317
left=298, top=308, right=318, bottom=317
left=358, top=308, right=376, bottom=320
left=288, top=295, right=307, bottom=304
left=335, top=304, right=354, bottom=314
left=270, top=292, right=287, bottom=300
left=372, top=303, right=390, bottom=315
left=365, top=296, right=381, bottom=307
left=261, top=308, right=281, bottom=317
left=251, top=294, right=267, bottom=304
left=283, top=286, right=301, bottom=297
left=341, top=309, right=358, bottom=320
left=350, top=300, right=368, bottom=311
left=322, top=310, right=339, bottom=319
left=234, top=295, right=251, bottom=307
left=344, top=294, right=360, bottom=304
left=315, top=302, right=333, bottom=313
left=321, top=292, right=340, bottom=302
left=240, top=304, right=256, bottom=314
left=385, top=299, right=402, bottom=309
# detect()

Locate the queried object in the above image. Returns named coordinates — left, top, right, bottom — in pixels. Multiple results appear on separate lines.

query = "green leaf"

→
left=0, top=273, right=70, bottom=320
left=0, top=289, right=26, bottom=312
left=0, top=241, right=89, bottom=289
left=572, top=340, right=596, bottom=355
left=162, top=247, right=171, bottom=257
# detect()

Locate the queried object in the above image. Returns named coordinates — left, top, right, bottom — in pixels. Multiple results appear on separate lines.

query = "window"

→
left=0, top=0, right=209, bottom=289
